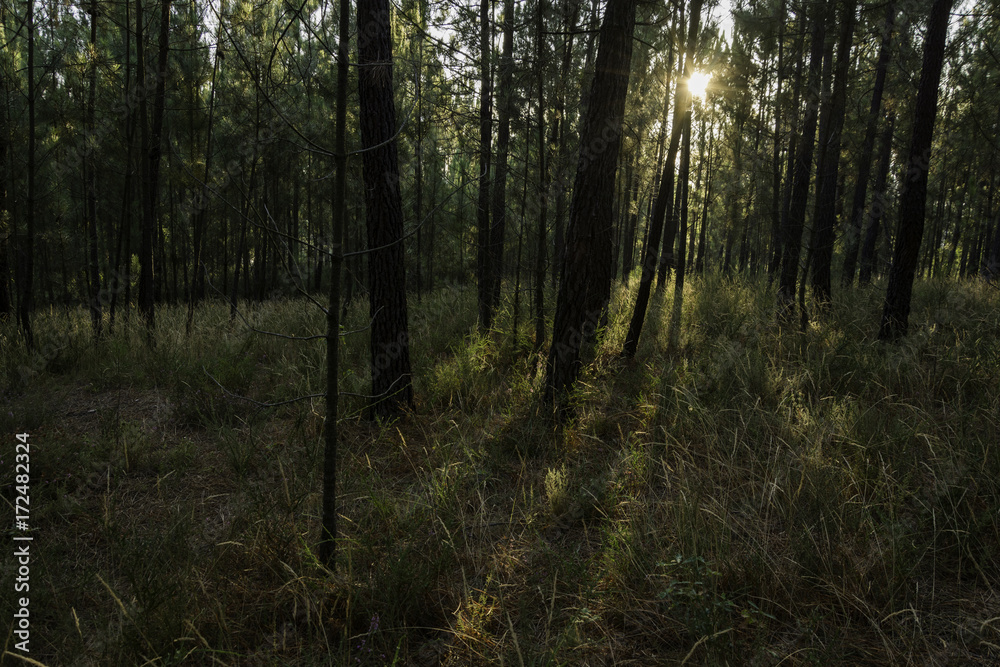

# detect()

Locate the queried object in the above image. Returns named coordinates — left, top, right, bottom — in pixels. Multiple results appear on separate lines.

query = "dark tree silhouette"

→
left=859, top=113, right=895, bottom=286
left=489, top=0, right=514, bottom=316
left=17, top=0, right=36, bottom=348
left=320, top=0, right=351, bottom=571
left=879, top=0, right=954, bottom=340
left=544, top=0, right=637, bottom=414
left=810, top=0, right=855, bottom=305
left=534, top=0, right=548, bottom=351
left=841, top=0, right=895, bottom=287
left=137, top=0, right=170, bottom=332
left=778, top=0, right=828, bottom=318
left=476, top=0, right=493, bottom=329
left=358, top=0, right=414, bottom=417
left=622, top=0, right=701, bottom=358
left=85, top=0, right=102, bottom=339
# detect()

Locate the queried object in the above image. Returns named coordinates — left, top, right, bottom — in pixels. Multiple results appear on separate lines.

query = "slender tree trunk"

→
left=655, top=10, right=694, bottom=289
left=84, top=0, right=102, bottom=338
left=878, top=0, right=954, bottom=341
left=544, top=0, right=637, bottom=412
left=945, top=189, right=965, bottom=276
left=768, top=0, right=785, bottom=277
left=186, top=5, right=223, bottom=334
left=621, top=0, right=700, bottom=358
left=778, top=1, right=827, bottom=319
left=810, top=0, right=855, bottom=305
left=427, top=154, right=438, bottom=293
left=775, top=24, right=807, bottom=284
left=413, top=1, right=424, bottom=300
left=551, top=0, right=580, bottom=286
left=358, top=0, right=413, bottom=417
left=859, top=113, right=895, bottom=286
left=476, top=0, right=494, bottom=329
left=18, top=0, right=36, bottom=348
left=696, top=121, right=714, bottom=274
left=667, top=98, right=693, bottom=351
left=320, top=0, right=350, bottom=571
left=138, top=0, right=170, bottom=332
left=230, top=155, right=257, bottom=319
left=842, top=1, right=895, bottom=287
left=490, top=0, right=514, bottom=316
left=0, top=66, right=9, bottom=321
left=533, top=0, right=548, bottom=351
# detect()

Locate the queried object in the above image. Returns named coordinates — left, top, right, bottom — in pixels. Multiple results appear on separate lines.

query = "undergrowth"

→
left=1, top=276, right=998, bottom=665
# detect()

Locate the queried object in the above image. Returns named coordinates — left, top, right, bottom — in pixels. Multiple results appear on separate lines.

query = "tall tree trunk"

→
left=138, top=0, right=170, bottom=332
left=476, top=0, right=494, bottom=329
left=18, top=0, right=36, bottom=348
left=230, top=155, right=257, bottom=320
left=859, top=113, right=895, bottom=286
left=696, top=120, right=714, bottom=274
left=774, top=22, right=807, bottom=283
left=544, top=0, right=637, bottom=412
left=358, top=0, right=413, bottom=417
left=878, top=0, right=953, bottom=340
left=801, top=20, right=833, bottom=301
left=533, top=0, right=548, bottom=351
left=842, top=1, right=895, bottom=287
left=490, top=0, right=514, bottom=316
left=945, top=188, right=965, bottom=276
left=186, top=4, right=223, bottom=334
left=655, top=11, right=693, bottom=289
left=512, top=137, right=529, bottom=335
left=777, top=1, right=827, bottom=319
left=768, top=0, right=785, bottom=277
left=667, top=97, right=693, bottom=351
left=621, top=0, right=701, bottom=358
left=0, top=10, right=12, bottom=321
left=810, top=0, right=855, bottom=305
left=320, top=0, right=350, bottom=571
left=85, top=0, right=102, bottom=338
left=413, top=1, right=424, bottom=300
left=551, top=0, right=580, bottom=286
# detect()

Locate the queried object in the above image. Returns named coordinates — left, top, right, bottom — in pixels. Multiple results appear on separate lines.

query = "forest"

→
left=1, top=0, right=999, bottom=662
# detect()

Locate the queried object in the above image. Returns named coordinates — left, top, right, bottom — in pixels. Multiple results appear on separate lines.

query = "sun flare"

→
left=688, top=71, right=711, bottom=99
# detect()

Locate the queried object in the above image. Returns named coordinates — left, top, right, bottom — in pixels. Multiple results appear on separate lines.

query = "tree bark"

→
left=655, top=10, right=694, bottom=289
left=778, top=1, right=827, bottom=319
left=0, top=7, right=13, bottom=321
left=667, top=96, right=693, bottom=351
left=476, top=0, right=494, bottom=329
left=320, top=0, right=351, bottom=570
left=18, top=0, right=36, bottom=348
left=859, top=113, right=895, bottom=286
left=878, top=0, right=954, bottom=341
left=186, top=4, right=223, bottom=335
left=138, top=0, right=170, bottom=332
left=810, top=0, right=855, bottom=305
left=85, top=0, right=102, bottom=339
left=551, top=0, right=580, bottom=286
left=841, top=2, right=895, bottom=287
left=358, top=0, right=413, bottom=417
left=489, top=0, right=514, bottom=315
left=533, top=0, right=548, bottom=351
left=544, top=0, right=637, bottom=412
left=621, top=0, right=700, bottom=358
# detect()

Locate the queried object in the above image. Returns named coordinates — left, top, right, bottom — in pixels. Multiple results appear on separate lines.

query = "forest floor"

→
left=2, top=274, right=1000, bottom=666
